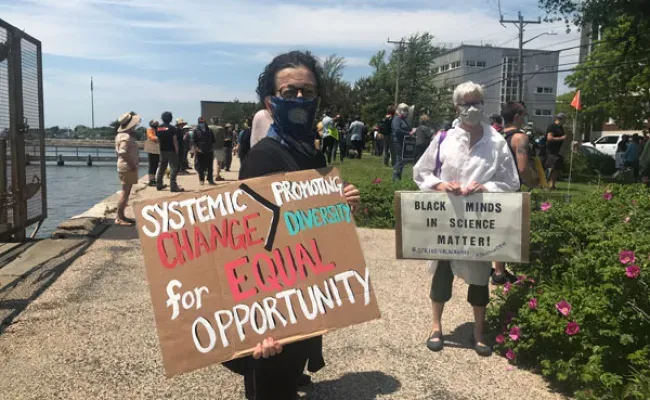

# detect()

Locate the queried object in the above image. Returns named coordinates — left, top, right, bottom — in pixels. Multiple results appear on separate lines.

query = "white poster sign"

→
left=395, top=191, right=530, bottom=263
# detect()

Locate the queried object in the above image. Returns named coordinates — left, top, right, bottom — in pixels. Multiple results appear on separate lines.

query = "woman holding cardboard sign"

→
left=413, top=81, right=519, bottom=357
left=223, top=50, right=361, bottom=400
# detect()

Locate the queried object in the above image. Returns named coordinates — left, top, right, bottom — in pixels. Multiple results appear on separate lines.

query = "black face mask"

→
left=268, top=96, right=319, bottom=157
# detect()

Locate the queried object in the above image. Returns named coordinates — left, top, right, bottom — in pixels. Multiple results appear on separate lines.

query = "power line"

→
left=501, top=11, right=542, bottom=102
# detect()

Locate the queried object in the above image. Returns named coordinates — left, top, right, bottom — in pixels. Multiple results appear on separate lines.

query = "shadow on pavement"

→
left=443, top=321, right=475, bottom=350
left=102, top=224, right=139, bottom=241
left=303, top=371, right=401, bottom=400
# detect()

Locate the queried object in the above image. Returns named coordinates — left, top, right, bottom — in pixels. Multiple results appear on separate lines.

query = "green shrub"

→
left=488, top=184, right=650, bottom=399
left=572, top=150, right=617, bottom=179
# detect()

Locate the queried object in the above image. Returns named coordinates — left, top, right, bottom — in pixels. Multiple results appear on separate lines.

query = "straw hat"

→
left=176, top=117, right=187, bottom=126
left=117, top=111, right=141, bottom=133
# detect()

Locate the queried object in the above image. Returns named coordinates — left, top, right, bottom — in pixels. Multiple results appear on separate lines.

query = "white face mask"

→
left=459, top=104, right=484, bottom=127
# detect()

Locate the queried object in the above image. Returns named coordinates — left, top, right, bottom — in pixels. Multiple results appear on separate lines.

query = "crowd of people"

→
left=111, top=49, right=650, bottom=399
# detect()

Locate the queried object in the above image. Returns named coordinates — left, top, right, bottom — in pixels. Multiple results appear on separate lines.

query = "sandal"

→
left=470, top=334, right=493, bottom=357
left=114, top=218, right=134, bottom=226
left=427, top=330, right=444, bottom=352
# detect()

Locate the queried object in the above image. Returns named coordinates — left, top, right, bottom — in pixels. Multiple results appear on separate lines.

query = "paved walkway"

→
left=0, top=158, right=565, bottom=400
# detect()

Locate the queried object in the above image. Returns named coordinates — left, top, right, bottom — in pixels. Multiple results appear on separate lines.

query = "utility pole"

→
left=500, top=12, right=541, bottom=102
left=90, top=76, right=95, bottom=136
left=387, top=38, right=405, bottom=107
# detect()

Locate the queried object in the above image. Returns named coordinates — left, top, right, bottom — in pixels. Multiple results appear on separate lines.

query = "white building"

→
left=431, top=45, right=560, bottom=133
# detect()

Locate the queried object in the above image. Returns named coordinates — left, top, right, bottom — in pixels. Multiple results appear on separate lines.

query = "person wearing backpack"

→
left=413, top=81, right=519, bottom=357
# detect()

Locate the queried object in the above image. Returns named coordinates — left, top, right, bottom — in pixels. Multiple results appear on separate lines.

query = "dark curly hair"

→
left=161, top=111, right=173, bottom=124
left=256, top=51, right=324, bottom=102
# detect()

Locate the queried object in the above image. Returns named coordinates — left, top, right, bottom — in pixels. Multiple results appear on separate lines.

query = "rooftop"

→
left=433, top=44, right=561, bottom=58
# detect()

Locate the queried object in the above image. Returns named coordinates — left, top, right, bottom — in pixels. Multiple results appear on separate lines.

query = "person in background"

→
left=321, top=110, right=339, bottom=164
left=251, top=109, right=273, bottom=148
left=415, top=114, right=434, bottom=163
left=413, top=81, right=519, bottom=357
left=624, top=133, right=641, bottom=178
left=175, top=118, right=189, bottom=174
left=114, top=111, right=141, bottom=226
left=225, top=50, right=361, bottom=400
left=315, top=120, right=324, bottom=150
left=182, top=124, right=192, bottom=171
left=615, top=134, right=629, bottom=171
left=238, top=115, right=253, bottom=161
left=349, top=116, right=365, bottom=159
left=490, top=114, right=504, bottom=135
left=492, top=101, right=534, bottom=286
left=545, top=113, right=567, bottom=190
left=373, top=125, right=383, bottom=156
left=382, top=105, right=396, bottom=166
left=156, top=111, right=184, bottom=192
left=222, top=123, right=235, bottom=171
left=145, top=120, right=160, bottom=187
left=338, top=118, right=348, bottom=162
left=192, top=117, right=215, bottom=186
left=208, top=117, right=225, bottom=181
left=391, top=103, right=415, bottom=181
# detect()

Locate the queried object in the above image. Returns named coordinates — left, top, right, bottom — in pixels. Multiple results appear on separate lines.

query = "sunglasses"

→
left=277, top=84, right=318, bottom=101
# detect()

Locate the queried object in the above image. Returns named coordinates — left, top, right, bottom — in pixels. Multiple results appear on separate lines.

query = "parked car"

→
left=582, top=134, right=621, bottom=158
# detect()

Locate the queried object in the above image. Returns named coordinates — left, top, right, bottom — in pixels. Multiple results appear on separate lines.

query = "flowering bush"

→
left=488, top=184, right=650, bottom=399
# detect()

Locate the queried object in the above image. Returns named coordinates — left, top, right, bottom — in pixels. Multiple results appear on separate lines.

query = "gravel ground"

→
left=0, top=161, right=566, bottom=400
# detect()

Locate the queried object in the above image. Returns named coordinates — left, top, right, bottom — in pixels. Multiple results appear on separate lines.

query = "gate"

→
left=0, top=19, right=46, bottom=241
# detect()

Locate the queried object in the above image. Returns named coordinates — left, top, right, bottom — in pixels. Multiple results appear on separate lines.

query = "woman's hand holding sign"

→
left=433, top=181, right=462, bottom=195
left=462, top=181, right=487, bottom=196
left=344, top=184, right=361, bottom=210
left=252, top=338, right=283, bottom=360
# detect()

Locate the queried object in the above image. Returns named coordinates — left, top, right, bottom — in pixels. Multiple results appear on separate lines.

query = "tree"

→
left=564, top=18, right=650, bottom=129
left=538, top=0, right=649, bottom=29
left=221, top=100, right=258, bottom=128
left=320, top=54, right=349, bottom=114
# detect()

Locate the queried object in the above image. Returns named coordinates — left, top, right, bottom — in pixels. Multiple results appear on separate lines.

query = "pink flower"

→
left=626, top=265, right=641, bottom=279
left=506, top=365, right=515, bottom=371
left=619, top=250, right=636, bottom=265
left=528, top=278, right=536, bottom=285
left=565, top=321, right=580, bottom=336
left=503, top=282, right=512, bottom=294
left=515, top=275, right=527, bottom=285
left=632, top=200, right=638, bottom=205
left=506, top=349, right=516, bottom=360
left=495, top=334, right=505, bottom=344
left=540, top=202, right=552, bottom=212
left=509, top=326, right=521, bottom=341
left=624, top=216, right=631, bottom=224
left=642, top=176, right=649, bottom=184
left=363, top=208, right=369, bottom=215
left=603, top=191, right=613, bottom=201
left=555, top=300, right=572, bottom=317
left=528, top=298, right=538, bottom=310
left=372, top=177, right=382, bottom=185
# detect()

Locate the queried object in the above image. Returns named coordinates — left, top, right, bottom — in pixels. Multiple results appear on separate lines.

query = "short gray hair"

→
left=452, top=81, right=484, bottom=105
left=397, top=103, right=409, bottom=113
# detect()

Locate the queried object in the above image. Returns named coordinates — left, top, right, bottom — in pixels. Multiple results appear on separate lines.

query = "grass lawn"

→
left=334, top=154, right=601, bottom=198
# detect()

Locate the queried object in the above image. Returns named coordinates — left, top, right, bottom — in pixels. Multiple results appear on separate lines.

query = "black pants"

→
left=222, top=146, right=233, bottom=170
left=415, top=143, right=428, bottom=164
left=323, top=136, right=337, bottom=164
left=625, top=160, right=639, bottom=177
left=383, top=136, right=394, bottom=166
left=374, top=139, right=383, bottom=156
left=339, top=138, right=347, bottom=163
left=196, top=152, right=214, bottom=183
left=147, top=153, right=159, bottom=177
left=352, top=139, right=364, bottom=158
left=243, top=345, right=311, bottom=400
left=430, top=261, right=490, bottom=307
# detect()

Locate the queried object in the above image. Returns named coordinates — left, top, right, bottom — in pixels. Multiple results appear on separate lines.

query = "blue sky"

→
left=1, top=0, right=579, bottom=128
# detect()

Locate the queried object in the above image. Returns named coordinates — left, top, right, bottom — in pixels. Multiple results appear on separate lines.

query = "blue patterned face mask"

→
left=268, top=96, right=318, bottom=143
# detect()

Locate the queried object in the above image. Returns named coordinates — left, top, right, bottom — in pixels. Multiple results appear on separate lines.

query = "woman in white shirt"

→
left=413, top=81, right=520, bottom=356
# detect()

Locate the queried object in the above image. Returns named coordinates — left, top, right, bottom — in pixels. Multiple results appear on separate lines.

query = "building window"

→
left=500, top=56, right=520, bottom=104
left=441, top=64, right=449, bottom=72
left=476, top=61, right=487, bottom=67
left=466, top=60, right=476, bottom=67
left=535, top=109, right=553, bottom=116
left=536, top=87, right=554, bottom=94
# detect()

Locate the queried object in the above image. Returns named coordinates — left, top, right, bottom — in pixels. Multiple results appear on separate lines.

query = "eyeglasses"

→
left=459, top=101, right=484, bottom=107
left=277, top=84, right=318, bottom=100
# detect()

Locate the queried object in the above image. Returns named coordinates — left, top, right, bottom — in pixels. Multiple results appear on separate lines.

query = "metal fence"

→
left=0, top=19, right=46, bottom=240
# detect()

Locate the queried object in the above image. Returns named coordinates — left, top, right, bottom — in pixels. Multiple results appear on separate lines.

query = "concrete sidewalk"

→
left=0, top=157, right=564, bottom=400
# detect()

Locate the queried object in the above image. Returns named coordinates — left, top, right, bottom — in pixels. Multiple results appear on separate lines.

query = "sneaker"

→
left=148, top=180, right=157, bottom=187
left=199, top=181, right=205, bottom=186
left=171, top=187, right=185, bottom=193
left=208, top=181, right=217, bottom=186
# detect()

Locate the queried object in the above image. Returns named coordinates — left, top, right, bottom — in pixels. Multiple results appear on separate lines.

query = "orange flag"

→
left=570, top=90, right=582, bottom=110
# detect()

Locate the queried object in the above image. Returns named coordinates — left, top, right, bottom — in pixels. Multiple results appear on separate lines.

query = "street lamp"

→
left=523, top=31, right=557, bottom=46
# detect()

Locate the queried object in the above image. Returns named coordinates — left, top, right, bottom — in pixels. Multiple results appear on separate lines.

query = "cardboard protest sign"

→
left=135, top=168, right=380, bottom=377
left=395, top=191, right=530, bottom=263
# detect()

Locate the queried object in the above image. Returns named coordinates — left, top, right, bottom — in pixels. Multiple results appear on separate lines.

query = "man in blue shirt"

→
left=624, top=133, right=641, bottom=177
left=392, top=103, right=414, bottom=181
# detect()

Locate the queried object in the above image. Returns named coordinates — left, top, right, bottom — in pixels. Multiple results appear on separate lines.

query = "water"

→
left=36, top=163, right=147, bottom=238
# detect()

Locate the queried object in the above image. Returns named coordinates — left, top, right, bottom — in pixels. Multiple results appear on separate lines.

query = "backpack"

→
left=434, top=130, right=448, bottom=176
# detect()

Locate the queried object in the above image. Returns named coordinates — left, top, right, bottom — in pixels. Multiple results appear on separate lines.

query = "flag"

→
left=570, top=90, right=581, bottom=110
